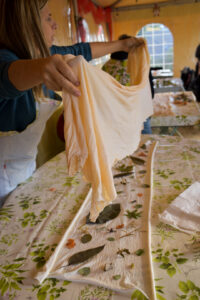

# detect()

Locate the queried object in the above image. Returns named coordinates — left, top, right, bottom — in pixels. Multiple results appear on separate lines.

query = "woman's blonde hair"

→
left=0, top=0, right=50, bottom=97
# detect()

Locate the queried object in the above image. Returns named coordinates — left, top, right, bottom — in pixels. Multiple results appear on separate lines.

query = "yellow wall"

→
left=112, top=2, right=200, bottom=77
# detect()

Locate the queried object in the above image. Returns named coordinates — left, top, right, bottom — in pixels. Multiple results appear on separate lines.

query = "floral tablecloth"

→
left=151, top=91, right=200, bottom=127
left=0, top=135, right=200, bottom=300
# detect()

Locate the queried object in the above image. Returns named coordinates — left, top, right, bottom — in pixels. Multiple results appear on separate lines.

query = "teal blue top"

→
left=0, top=43, right=92, bottom=132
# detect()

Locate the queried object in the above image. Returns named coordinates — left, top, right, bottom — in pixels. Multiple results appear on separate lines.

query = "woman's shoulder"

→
left=0, top=49, right=19, bottom=61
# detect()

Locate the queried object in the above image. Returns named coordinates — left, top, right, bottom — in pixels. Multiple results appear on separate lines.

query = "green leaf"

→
left=86, top=204, right=121, bottom=224
left=186, top=280, right=195, bottom=290
left=176, top=258, right=188, bottom=264
left=115, top=164, right=133, bottom=173
left=68, top=245, right=105, bottom=265
left=161, top=256, right=169, bottom=264
left=40, top=284, right=51, bottom=293
left=167, top=266, right=176, bottom=277
left=113, top=275, right=121, bottom=280
left=131, top=289, right=148, bottom=300
left=179, top=281, right=189, bottom=294
left=135, top=249, right=145, bottom=256
left=153, top=256, right=162, bottom=263
left=37, top=291, right=47, bottom=300
left=156, top=293, right=166, bottom=300
left=63, top=280, right=71, bottom=286
left=141, top=184, right=150, bottom=188
left=78, top=267, right=90, bottom=276
left=81, top=234, right=92, bottom=244
left=107, top=237, right=115, bottom=241
left=0, top=278, right=6, bottom=288
left=130, top=156, right=145, bottom=165
left=188, top=296, right=199, bottom=300
left=159, top=263, right=171, bottom=269
left=10, top=281, right=21, bottom=290
left=1, top=281, right=9, bottom=296
left=14, top=257, right=26, bottom=262
left=50, top=295, right=55, bottom=300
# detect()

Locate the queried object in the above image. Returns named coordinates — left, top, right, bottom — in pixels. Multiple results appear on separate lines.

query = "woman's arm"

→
left=8, top=54, right=81, bottom=96
left=90, top=37, right=143, bottom=59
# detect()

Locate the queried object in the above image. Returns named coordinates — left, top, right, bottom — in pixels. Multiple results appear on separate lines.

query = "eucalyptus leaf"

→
left=81, top=234, right=92, bottom=244
left=129, top=156, right=145, bottom=165
left=141, top=184, right=150, bottom=188
left=78, top=267, right=90, bottom=276
left=113, top=275, right=121, bottom=280
left=68, top=245, right=105, bottom=265
left=86, top=203, right=121, bottom=224
left=113, top=172, right=134, bottom=178
left=135, top=249, right=144, bottom=256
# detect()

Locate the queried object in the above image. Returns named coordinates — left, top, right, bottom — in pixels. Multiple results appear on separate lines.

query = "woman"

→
left=0, top=0, right=143, bottom=204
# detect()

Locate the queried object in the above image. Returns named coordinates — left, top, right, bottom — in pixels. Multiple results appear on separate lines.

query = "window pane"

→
left=153, top=35, right=162, bottom=44
left=145, top=36, right=153, bottom=44
left=164, top=34, right=173, bottom=43
left=164, top=54, right=173, bottom=63
left=154, top=45, right=163, bottom=54
left=164, top=45, right=173, bottom=54
left=154, top=55, right=163, bottom=64
left=148, top=45, right=153, bottom=54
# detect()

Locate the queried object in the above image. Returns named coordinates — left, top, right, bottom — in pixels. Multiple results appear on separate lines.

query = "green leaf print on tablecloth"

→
left=170, top=178, right=192, bottom=190
left=16, top=195, right=41, bottom=210
left=131, top=289, right=148, bottom=299
left=30, top=242, right=57, bottom=269
left=19, top=209, right=48, bottom=227
left=152, top=248, right=188, bottom=277
left=153, top=222, right=179, bottom=243
left=32, top=278, right=71, bottom=300
left=0, top=257, right=26, bottom=298
left=78, top=285, right=112, bottom=300
left=176, top=280, right=200, bottom=299
left=0, top=205, right=14, bottom=223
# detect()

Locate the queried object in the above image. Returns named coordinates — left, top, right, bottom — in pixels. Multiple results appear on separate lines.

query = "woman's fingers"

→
left=52, top=69, right=81, bottom=96
left=123, top=37, right=144, bottom=52
left=41, top=54, right=81, bottom=96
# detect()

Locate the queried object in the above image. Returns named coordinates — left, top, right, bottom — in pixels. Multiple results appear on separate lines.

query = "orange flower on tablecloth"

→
left=137, top=193, right=143, bottom=197
left=138, top=152, right=147, bottom=157
left=66, top=239, right=76, bottom=249
left=116, top=224, right=124, bottom=229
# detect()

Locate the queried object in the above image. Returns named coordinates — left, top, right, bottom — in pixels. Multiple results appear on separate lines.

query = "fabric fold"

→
left=63, top=40, right=153, bottom=221
left=159, top=181, right=200, bottom=234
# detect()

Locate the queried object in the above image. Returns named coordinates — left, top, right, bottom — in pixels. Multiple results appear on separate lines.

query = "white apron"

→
left=0, top=99, right=60, bottom=205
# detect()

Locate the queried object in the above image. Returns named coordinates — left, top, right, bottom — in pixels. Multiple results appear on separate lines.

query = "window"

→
left=137, top=23, right=174, bottom=71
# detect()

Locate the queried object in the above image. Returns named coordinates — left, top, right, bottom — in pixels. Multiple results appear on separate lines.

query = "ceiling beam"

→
left=112, top=0, right=200, bottom=12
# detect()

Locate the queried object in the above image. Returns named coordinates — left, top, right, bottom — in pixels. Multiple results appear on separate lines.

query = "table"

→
left=0, top=135, right=200, bottom=300
left=151, top=91, right=200, bottom=135
left=153, top=78, right=184, bottom=94
left=151, top=69, right=173, bottom=79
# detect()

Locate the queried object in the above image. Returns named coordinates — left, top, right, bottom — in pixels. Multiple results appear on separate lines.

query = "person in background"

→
left=188, top=44, right=200, bottom=102
left=0, top=0, right=143, bottom=205
left=102, top=34, right=154, bottom=134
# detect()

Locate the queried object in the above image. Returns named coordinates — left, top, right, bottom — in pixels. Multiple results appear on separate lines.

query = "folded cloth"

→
left=63, top=39, right=153, bottom=222
left=159, top=181, right=200, bottom=234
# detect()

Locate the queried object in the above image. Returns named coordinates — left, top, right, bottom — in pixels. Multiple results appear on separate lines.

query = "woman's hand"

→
left=121, top=37, right=144, bottom=52
left=40, top=54, right=81, bottom=96
left=8, top=54, right=81, bottom=97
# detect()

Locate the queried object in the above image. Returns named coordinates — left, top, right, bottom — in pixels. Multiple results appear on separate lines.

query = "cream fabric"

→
left=159, top=181, right=200, bottom=234
left=36, top=141, right=157, bottom=299
left=63, top=40, right=153, bottom=221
